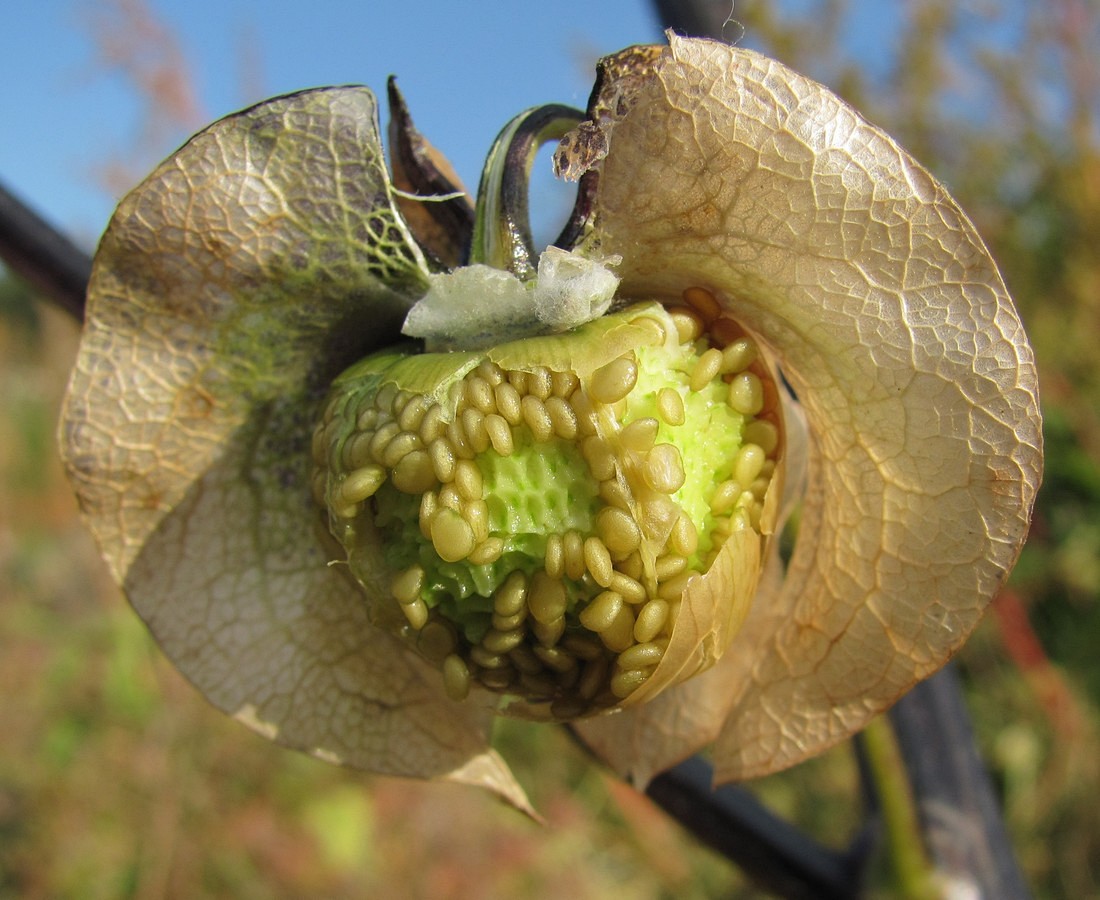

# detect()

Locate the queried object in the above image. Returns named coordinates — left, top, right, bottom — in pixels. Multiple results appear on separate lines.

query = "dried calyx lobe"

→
left=313, top=293, right=780, bottom=718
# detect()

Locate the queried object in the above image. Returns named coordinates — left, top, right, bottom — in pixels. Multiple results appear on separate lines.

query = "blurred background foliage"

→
left=1, top=0, right=1097, bottom=896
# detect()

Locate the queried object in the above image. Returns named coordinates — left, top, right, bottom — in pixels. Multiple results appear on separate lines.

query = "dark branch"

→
left=0, top=179, right=91, bottom=321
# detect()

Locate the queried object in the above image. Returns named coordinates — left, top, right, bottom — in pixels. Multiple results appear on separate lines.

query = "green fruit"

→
left=313, top=301, right=779, bottom=717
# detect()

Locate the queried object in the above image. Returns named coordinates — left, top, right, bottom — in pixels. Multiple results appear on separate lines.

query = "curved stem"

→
left=469, top=104, right=583, bottom=276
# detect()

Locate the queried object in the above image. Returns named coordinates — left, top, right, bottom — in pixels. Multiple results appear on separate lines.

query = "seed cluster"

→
left=313, top=289, right=781, bottom=717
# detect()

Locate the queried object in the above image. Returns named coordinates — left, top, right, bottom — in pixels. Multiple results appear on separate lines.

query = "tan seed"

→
left=492, top=608, right=526, bottom=631
left=640, top=496, right=680, bottom=540
left=374, top=383, right=397, bottom=413
left=690, top=347, right=723, bottom=392
left=430, top=507, right=476, bottom=562
left=620, top=417, right=659, bottom=453
left=599, top=478, right=631, bottom=510
left=484, top=414, right=514, bottom=456
left=493, top=571, right=528, bottom=616
left=720, top=337, right=758, bottom=374
left=633, top=600, right=670, bottom=643
left=418, top=491, right=438, bottom=539
left=528, top=572, right=568, bottom=624
left=417, top=621, right=456, bottom=661
left=463, top=499, right=489, bottom=542
left=744, top=420, right=779, bottom=456
left=618, top=640, right=666, bottom=670
left=468, top=537, right=505, bottom=565
left=656, top=388, right=686, bottom=426
left=596, top=507, right=642, bottom=557
left=401, top=598, right=429, bottom=630
left=610, top=667, right=651, bottom=699
left=532, top=645, right=576, bottom=673
left=563, top=530, right=586, bottom=580
left=507, top=370, right=527, bottom=393
left=544, top=533, right=565, bottom=579
left=438, top=484, right=462, bottom=511
left=428, top=438, right=457, bottom=482
left=682, top=286, right=722, bottom=323
left=476, top=360, right=504, bottom=385
left=527, top=367, right=553, bottom=400
left=600, top=605, right=636, bottom=652
left=469, top=646, right=508, bottom=669
left=465, top=376, right=496, bottom=414
left=532, top=616, right=566, bottom=647
left=392, top=449, right=435, bottom=494
left=590, top=356, right=638, bottom=404
left=418, top=404, right=446, bottom=443
left=668, top=307, right=703, bottom=343
left=482, top=628, right=525, bottom=654
left=454, top=459, right=484, bottom=501
left=578, top=590, right=623, bottom=632
left=391, top=565, right=425, bottom=605
left=551, top=371, right=580, bottom=397
left=493, top=382, right=523, bottom=425
left=545, top=396, right=578, bottom=440
left=618, top=551, right=643, bottom=580
left=658, top=571, right=698, bottom=602
left=521, top=395, right=554, bottom=442
left=578, top=657, right=610, bottom=700
left=478, top=668, right=514, bottom=691
left=608, top=572, right=647, bottom=604
left=583, top=537, right=614, bottom=588
left=338, top=465, right=386, bottom=505
left=570, top=391, right=598, bottom=435
left=654, top=555, right=688, bottom=581
left=396, top=395, right=430, bottom=433
left=582, top=436, right=616, bottom=481
left=728, top=371, right=765, bottom=415
left=711, top=479, right=742, bottom=514
left=342, top=431, right=375, bottom=469
left=508, top=645, right=543, bottom=675
left=442, top=654, right=471, bottom=701
left=644, top=444, right=686, bottom=494
left=368, top=421, right=400, bottom=464
left=446, top=419, right=474, bottom=459
left=461, top=408, right=490, bottom=453
left=561, top=634, right=604, bottom=660
left=734, top=443, right=767, bottom=486
left=381, top=431, right=423, bottom=469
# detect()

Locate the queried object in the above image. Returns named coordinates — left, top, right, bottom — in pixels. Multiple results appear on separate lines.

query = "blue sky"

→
left=1, top=1, right=674, bottom=248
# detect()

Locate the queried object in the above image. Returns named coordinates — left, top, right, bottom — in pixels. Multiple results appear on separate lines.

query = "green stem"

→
left=861, top=715, right=943, bottom=899
left=469, top=104, right=583, bottom=277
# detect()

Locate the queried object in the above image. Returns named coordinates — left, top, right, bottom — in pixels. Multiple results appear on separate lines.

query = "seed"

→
left=342, top=431, right=375, bottom=469
left=532, top=645, right=576, bottom=673
left=720, top=337, right=758, bottom=374
left=599, top=478, right=631, bottom=510
left=368, top=421, right=400, bottom=463
left=469, top=645, right=509, bottom=669
left=597, top=507, right=642, bottom=557
left=519, top=672, right=558, bottom=697
left=527, top=367, right=552, bottom=400
left=430, top=508, right=476, bottom=562
left=453, top=459, right=483, bottom=501
left=640, top=496, right=680, bottom=540
left=418, top=491, right=438, bottom=539
left=551, top=371, right=579, bottom=397
left=709, top=316, right=742, bottom=346
left=668, top=307, right=703, bottom=343
left=428, top=438, right=457, bottom=483
left=711, top=479, right=742, bottom=514
left=633, top=600, right=670, bottom=642
left=467, top=537, right=502, bottom=565
left=528, top=572, right=568, bottom=624
left=445, top=419, right=474, bottom=459
left=563, top=530, right=586, bottom=581
left=658, top=571, right=698, bottom=602
left=479, top=668, right=514, bottom=691
left=744, top=420, right=779, bottom=456
left=570, top=391, right=598, bottom=435
left=493, top=382, right=523, bottom=425
left=492, top=608, right=526, bottom=631
left=590, top=356, right=638, bottom=404
left=401, top=598, right=429, bottom=630
left=484, top=414, right=514, bottom=456
left=532, top=616, right=566, bottom=647
left=579, top=590, right=624, bottom=632
left=690, top=347, right=723, bottom=393
left=482, top=628, right=525, bottom=654
left=644, top=444, right=686, bottom=494
left=608, top=572, right=647, bottom=604
left=544, top=533, right=565, bottom=579
left=561, top=634, right=604, bottom=660
left=578, top=657, right=610, bottom=700
left=582, top=436, right=616, bottom=481
left=380, top=431, right=422, bottom=469
left=464, top=499, right=489, bottom=542
left=374, top=383, right=397, bottom=413
left=493, top=571, right=527, bottom=616
left=600, top=605, right=636, bottom=652
left=750, top=476, right=772, bottom=500
left=734, top=443, right=767, bottom=486
left=682, top=285, right=722, bottom=323
left=391, top=565, right=425, bottom=604
left=654, top=555, right=688, bottom=581
left=417, top=621, right=456, bottom=661
left=508, top=645, right=543, bottom=675
left=670, top=513, right=699, bottom=557
left=397, top=395, right=430, bottom=432
left=610, top=667, right=651, bottom=699
left=618, top=551, right=643, bottom=580
left=465, top=376, right=496, bottom=414
left=438, top=484, right=462, bottom=511
left=392, top=450, right=435, bottom=494
left=656, top=388, right=686, bottom=426
left=338, top=465, right=386, bottom=506
left=461, top=408, right=490, bottom=453
left=620, top=417, right=659, bottom=453
left=507, top=370, right=527, bottom=393
left=419, top=404, right=446, bottom=443
left=442, top=654, right=471, bottom=701
left=310, top=469, right=328, bottom=506
left=545, top=396, right=578, bottom=440
left=728, top=372, right=765, bottom=415
left=520, top=395, right=554, bottom=442
left=618, top=640, right=667, bottom=670
left=584, top=537, right=614, bottom=588
left=476, top=360, right=504, bottom=385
